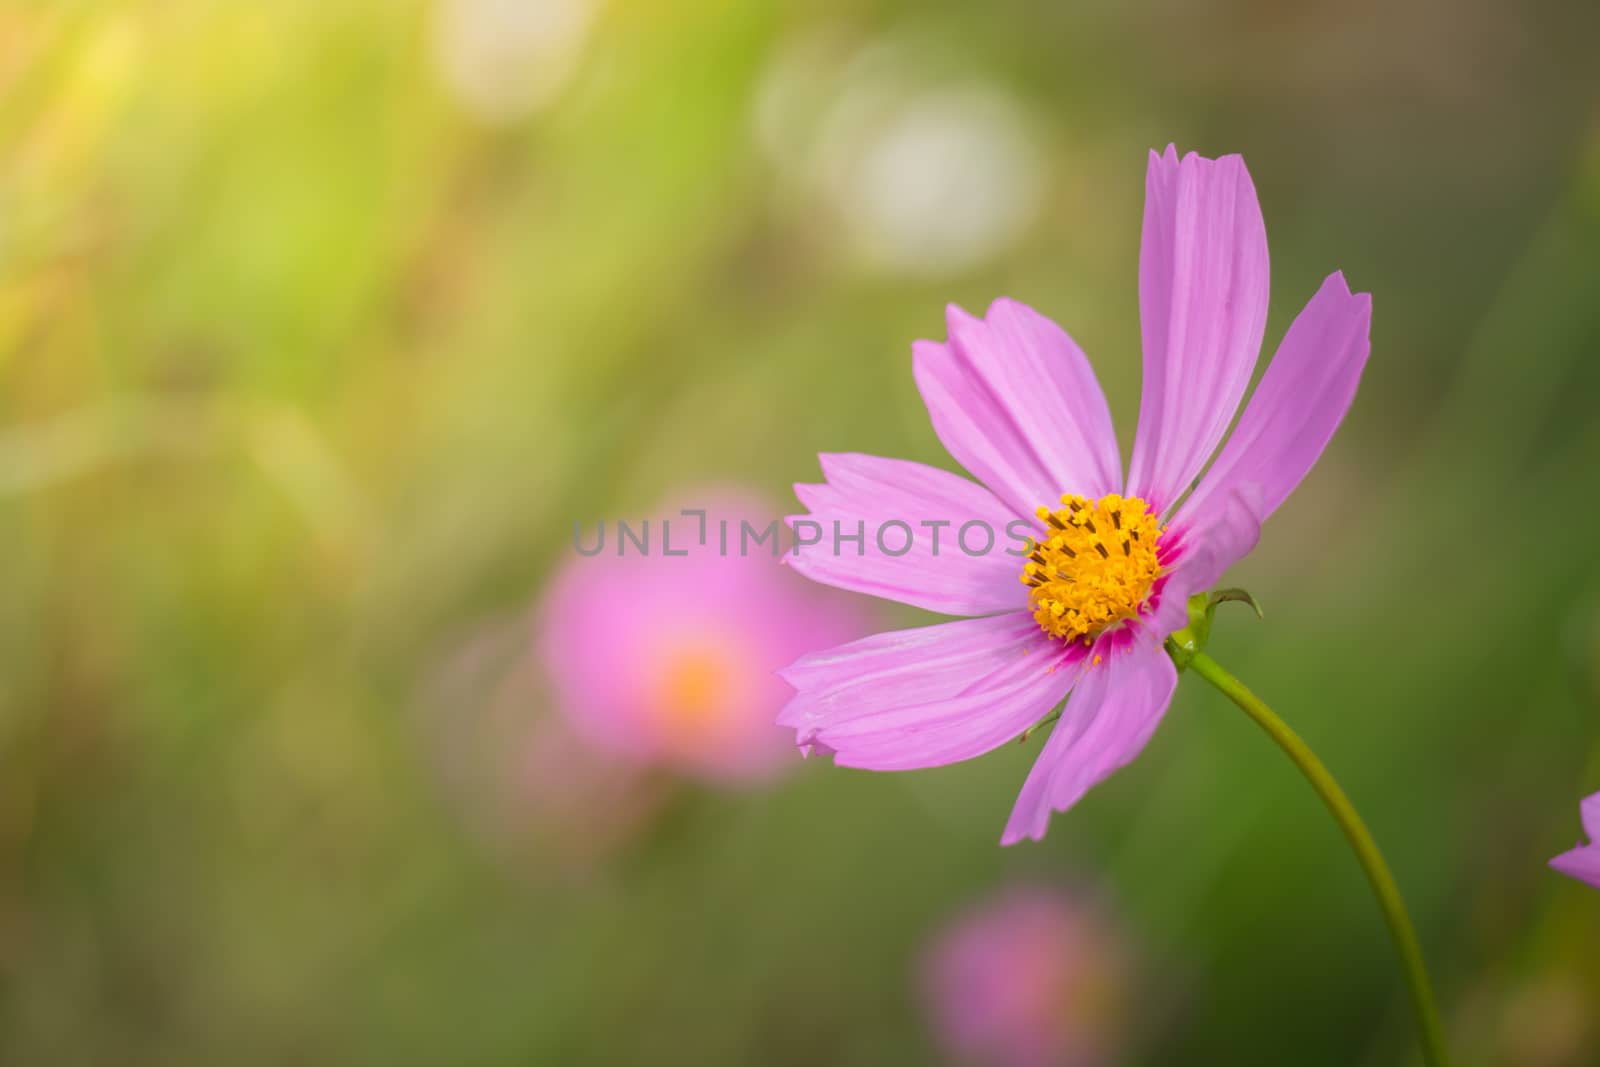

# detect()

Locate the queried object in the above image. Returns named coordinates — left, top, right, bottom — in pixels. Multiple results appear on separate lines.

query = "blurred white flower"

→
left=753, top=28, right=1045, bottom=278
left=432, top=0, right=597, bottom=124
left=823, top=85, right=1042, bottom=276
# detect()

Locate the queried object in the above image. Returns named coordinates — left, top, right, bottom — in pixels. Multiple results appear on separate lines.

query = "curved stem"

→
left=1187, top=650, right=1451, bottom=1067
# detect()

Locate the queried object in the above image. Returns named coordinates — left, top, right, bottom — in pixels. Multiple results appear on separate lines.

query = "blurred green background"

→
left=2, top=1, right=1599, bottom=1064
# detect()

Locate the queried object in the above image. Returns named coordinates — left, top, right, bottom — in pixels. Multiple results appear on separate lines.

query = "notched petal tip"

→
left=943, top=301, right=982, bottom=338
left=1149, top=145, right=1260, bottom=187
left=1322, top=269, right=1372, bottom=308
left=795, top=730, right=836, bottom=760
left=801, top=741, right=833, bottom=759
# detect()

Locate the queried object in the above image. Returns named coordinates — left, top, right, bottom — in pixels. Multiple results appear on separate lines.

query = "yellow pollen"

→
left=1020, top=493, right=1163, bottom=644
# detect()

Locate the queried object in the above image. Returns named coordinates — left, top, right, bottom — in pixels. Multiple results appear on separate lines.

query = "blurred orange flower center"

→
left=1021, top=493, right=1163, bottom=645
left=654, top=646, right=741, bottom=742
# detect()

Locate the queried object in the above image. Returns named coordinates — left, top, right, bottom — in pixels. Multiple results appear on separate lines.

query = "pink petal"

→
left=1127, top=146, right=1270, bottom=515
left=1551, top=791, right=1600, bottom=888
left=914, top=298, right=1122, bottom=520
left=1550, top=843, right=1600, bottom=890
left=1177, top=272, right=1372, bottom=533
left=779, top=613, right=1082, bottom=771
left=789, top=453, right=1029, bottom=616
left=1001, top=630, right=1178, bottom=845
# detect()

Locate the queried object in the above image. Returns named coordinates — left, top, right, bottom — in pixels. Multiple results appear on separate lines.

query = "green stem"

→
left=1186, top=650, right=1451, bottom=1067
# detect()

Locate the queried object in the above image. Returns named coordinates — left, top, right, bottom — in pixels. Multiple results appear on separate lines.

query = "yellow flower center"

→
left=1020, top=493, right=1164, bottom=644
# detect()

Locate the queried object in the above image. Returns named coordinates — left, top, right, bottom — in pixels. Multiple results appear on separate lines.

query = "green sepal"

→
left=1207, top=587, right=1264, bottom=619
left=1164, top=588, right=1263, bottom=671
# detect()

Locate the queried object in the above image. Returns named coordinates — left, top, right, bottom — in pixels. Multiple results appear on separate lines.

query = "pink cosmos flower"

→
left=540, top=492, right=867, bottom=784
left=1549, top=792, right=1600, bottom=889
left=921, top=885, right=1131, bottom=1067
left=780, top=146, right=1372, bottom=843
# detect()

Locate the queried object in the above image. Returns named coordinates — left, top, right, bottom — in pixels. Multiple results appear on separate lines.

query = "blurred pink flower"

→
left=539, top=493, right=867, bottom=784
left=1549, top=792, right=1600, bottom=889
left=922, top=885, right=1131, bottom=1067
left=780, top=146, right=1372, bottom=843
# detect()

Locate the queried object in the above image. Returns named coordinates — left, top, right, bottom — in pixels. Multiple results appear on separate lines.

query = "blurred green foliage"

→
left=0, top=1, right=1598, bottom=1064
